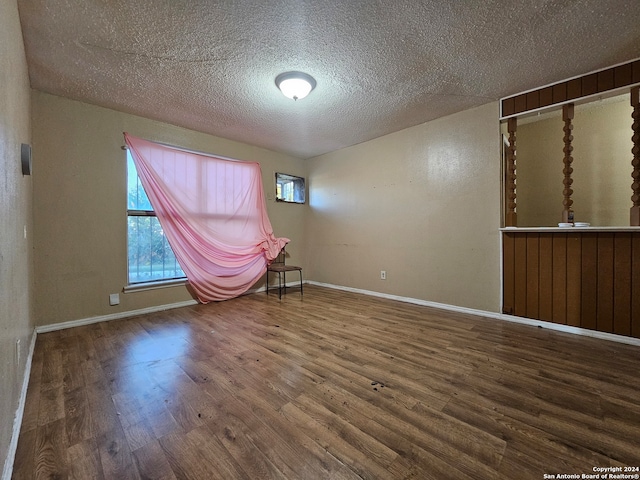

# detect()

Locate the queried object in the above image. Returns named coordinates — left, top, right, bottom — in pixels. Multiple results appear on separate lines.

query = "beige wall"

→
left=0, top=0, right=34, bottom=474
left=32, top=92, right=505, bottom=322
left=305, top=102, right=502, bottom=312
left=32, top=91, right=305, bottom=326
left=516, top=96, right=633, bottom=227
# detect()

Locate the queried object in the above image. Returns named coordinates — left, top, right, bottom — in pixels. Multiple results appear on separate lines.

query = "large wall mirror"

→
left=501, top=93, right=633, bottom=227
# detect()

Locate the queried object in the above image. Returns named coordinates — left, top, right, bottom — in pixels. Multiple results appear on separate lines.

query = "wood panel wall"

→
left=503, top=231, right=640, bottom=338
left=501, top=59, right=640, bottom=117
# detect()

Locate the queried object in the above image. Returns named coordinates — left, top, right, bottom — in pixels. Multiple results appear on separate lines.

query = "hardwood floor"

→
left=12, top=285, right=640, bottom=479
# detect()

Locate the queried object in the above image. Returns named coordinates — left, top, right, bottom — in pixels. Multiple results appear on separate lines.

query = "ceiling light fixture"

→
left=275, top=71, right=316, bottom=101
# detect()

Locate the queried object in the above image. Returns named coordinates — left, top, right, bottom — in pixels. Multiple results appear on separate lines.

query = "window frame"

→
left=275, top=172, right=306, bottom=204
left=126, top=150, right=187, bottom=286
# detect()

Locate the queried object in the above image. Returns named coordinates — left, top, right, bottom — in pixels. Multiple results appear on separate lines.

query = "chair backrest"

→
left=272, top=247, right=287, bottom=265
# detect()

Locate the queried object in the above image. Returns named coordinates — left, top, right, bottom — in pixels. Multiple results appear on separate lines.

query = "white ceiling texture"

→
left=17, top=0, right=640, bottom=159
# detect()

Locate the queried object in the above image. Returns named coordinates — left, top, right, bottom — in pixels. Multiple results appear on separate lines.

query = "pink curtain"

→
left=124, top=133, right=289, bottom=303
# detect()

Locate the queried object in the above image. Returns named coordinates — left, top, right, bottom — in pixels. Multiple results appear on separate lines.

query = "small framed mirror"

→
left=275, top=172, right=305, bottom=204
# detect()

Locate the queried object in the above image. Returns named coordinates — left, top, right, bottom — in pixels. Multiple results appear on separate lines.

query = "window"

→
left=127, top=151, right=186, bottom=284
left=275, top=172, right=305, bottom=204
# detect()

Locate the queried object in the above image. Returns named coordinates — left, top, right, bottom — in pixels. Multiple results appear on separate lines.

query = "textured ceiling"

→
left=17, top=0, right=640, bottom=159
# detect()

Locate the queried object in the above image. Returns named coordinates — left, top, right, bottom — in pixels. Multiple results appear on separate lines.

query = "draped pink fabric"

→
left=124, top=133, right=289, bottom=303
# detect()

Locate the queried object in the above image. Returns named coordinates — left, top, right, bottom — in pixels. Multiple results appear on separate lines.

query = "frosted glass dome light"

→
left=275, top=72, right=316, bottom=101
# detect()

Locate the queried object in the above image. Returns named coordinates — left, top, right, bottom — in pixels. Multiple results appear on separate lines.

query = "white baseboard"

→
left=36, top=280, right=314, bottom=334
left=2, top=329, right=37, bottom=480
left=307, top=281, right=640, bottom=347
left=36, top=299, right=199, bottom=333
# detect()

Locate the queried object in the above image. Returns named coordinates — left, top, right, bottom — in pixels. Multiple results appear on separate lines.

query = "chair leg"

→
left=278, top=272, right=282, bottom=299
left=266, top=270, right=269, bottom=295
left=299, top=270, right=303, bottom=296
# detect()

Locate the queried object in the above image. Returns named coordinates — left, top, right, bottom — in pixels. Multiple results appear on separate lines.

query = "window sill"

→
left=124, top=278, right=188, bottom=293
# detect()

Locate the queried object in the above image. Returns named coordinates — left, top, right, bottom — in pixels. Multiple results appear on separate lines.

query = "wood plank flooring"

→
left=12, top=285, right=640, bottom=479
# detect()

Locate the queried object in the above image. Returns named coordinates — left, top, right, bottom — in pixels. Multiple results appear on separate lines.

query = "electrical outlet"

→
left=109, top=293, right=120, bottom=306
left=380, top=270, right=386, bottom=280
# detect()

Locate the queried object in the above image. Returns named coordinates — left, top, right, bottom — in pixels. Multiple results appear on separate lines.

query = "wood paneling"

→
left=615, top=64, right=633, bottom=88
left=567, top=78, right=582, bottom=100
left=514, top=94, right=527, bottom=114
left=613, top=233, right=632, bottom=336
left=526, top=234, right=539, bottom=319
left=514, top=235, right=528, bottom=317
left=552, top=235, right=567, bottom=325
left=502, top=97, right=515, bottom=117
left=538, top=234, right=553, bottom=321
left=582, top=73, right=598, bottom=96
left=566, top=234, right=582, bottom=327
left=503, top=233, right=515, bottom=314
left=597, top=234, right=614, bottom=333
left=502, top=231, right=640, bottom=339
left=633, top=60, right=640, bottom=84
left=597, top=69, right=615, bottom=92
left=581, top=234, right=598, bottom=331
left=539, top=87, right=553, bottom=108
left=501, top=59, right=640, bottom=118
left=552, top=83, right=567, bottom=104
left=526, top=91, right=539, bottom=111
left=633, top=235, right=640, bottom=337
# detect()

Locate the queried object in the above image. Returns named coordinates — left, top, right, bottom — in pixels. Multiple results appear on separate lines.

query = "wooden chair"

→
left=266, top=247, right=302, bottom=299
